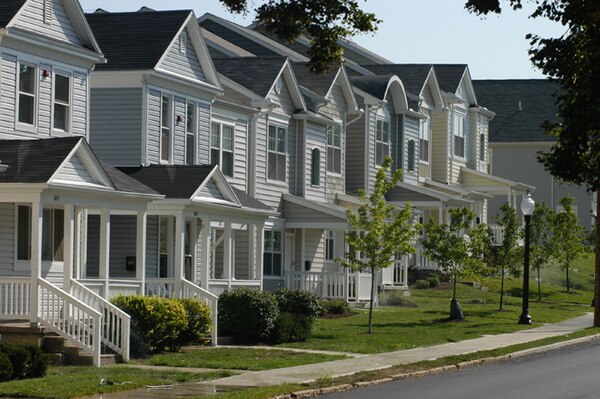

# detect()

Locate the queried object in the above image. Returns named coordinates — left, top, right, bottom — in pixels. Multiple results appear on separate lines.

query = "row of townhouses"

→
left=0, top=0, right=543, bottom=364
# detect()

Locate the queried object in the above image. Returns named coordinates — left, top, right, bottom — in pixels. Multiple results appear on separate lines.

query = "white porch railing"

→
left=38, top=278, right=102, bottom=367
left=145, top=278, right=176, bottom=298
left=290, top=271, right=348, bottom=300
left=415, top=242, right=439, bottom=269
left=78, top=279, right=143, bottom=299
left=488, top=223, right=504, bottom=246
left=381, top=255, right=409, bottom=288
left=348, top=272, right=373, bottom=302
left=208, top=279, right=261, bottom=297
left=181, top=280, right=219, bottom=345
left=70, top=280, right=131, bottom=362
left=0, top=277, right=31, bottom=320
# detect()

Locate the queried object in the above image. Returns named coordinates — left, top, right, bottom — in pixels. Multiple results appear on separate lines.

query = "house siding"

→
left=146, top=88, right=161, bottom=165
left=403, top=114, right=420, bottom=185
left=54, top=153, right=95, bottom=184
left=234, top=229, right=250, bottom=279
left=158, top=27, right=207, bottom=82
left=197, top=102, right=211, bottom=164
left=72, top=71, right=88, bottom=137
left=173, top=96, right=186, bottom=164
left=304, top=121, right=326, bottom=201
left=345, top=111, right=365, bottom=194
left=431, top=110, right=449, bottom=183
left=89, top=88, right=143, bottom=166
left=322, top=83, right=347, bottom=201
left=212, top=106, right=248, bottom=190
left=0, top=204, right=14, bottom=273
left=12, top=0, right=82, bottom=46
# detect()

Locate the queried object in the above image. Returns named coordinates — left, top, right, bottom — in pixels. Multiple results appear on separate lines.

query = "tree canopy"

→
left=219, top=0, right=379, bottom=73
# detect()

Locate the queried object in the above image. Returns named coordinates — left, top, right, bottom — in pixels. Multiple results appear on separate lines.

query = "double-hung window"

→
left=268, top=124, right=286, bottom=182
left=185, top=102, right=196, bottom=165
left=16, top=206, right=63, bottom=262
left=53, top=73, right=70, bottom=132
left=18, top=64, right=37, bottom=126
left=479, top=133, right=486, bottom=162
left=210, top=122, right=234, bottom=177
left=160, top=95, right=171, bottom=163
left=375, top=119, right=390, bottom=166
left=263, top=230, right=282, bottom=276
left=327, top=124, right=342, bottom=174
left=311, top=148, right=321, bottom=186
left=453, top=113, right=466, bottom=158
left=407, top=139, right=416, bottom=172
left=420, top=116, right=430, bottom=162
left=325, top=231, right=335, bottom=261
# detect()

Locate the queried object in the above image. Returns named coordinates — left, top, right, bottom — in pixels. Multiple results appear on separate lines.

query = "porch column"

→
left=248, top=223, right=255, bottom=279
left=438, top=206, right=443, bottom=222
left=62, top=205, right=75, bottom=292
left=223, top=222, right=233, bottom=281
left=199, top=219, right=211, bottom=290
left=256, top=222, right=265, bottom=289
left=174, top=213, right=185, bottom=297
left=73, top=207, right=82, bottom=280
left=300, top=228, right=306, bottom=272
left=191, top=218, right=198, bottom=284
left=513, top=191, right=517, bottom=208
left=99, top=208, right=110, bottom=299
left=30, top=199, right=43, bottom=327
left=136, top=210, right=147, bottom=295
left=507, top=188, right=512, bottom=207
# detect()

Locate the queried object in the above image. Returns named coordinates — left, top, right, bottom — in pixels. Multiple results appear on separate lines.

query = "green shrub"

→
left=25, top=345, right=47, bottom=378
left=427, top=276, right=440, bottom=288
left=0, top=343, right=47, bottom=380
left=379, top=291, right=417, bottom=307
left=274, top=288, right=321, bottom=318
left=415, top=279, right=430, bottom=289
left=174, top=298, right=212, bottom=350
left=111, top=295, right=187, bottom=353
left=218, top=288, right=279, bottom=343
left=320, top=299, right=350, bottom=315
left=270, top=313, right=313, bottom=344
left=0, top=353, right=12, bottom=382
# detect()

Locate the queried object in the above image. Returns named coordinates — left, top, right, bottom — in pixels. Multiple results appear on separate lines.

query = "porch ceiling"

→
left=460, top=167, right=535, bottom=195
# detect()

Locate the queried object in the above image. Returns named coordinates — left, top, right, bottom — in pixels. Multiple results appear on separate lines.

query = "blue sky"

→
left=78, top=0, right=566, bottom=79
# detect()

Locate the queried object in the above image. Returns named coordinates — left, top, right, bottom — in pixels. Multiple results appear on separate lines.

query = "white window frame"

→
left=453, top=112, right=466, bottom=159
left=15, top=205, right=64, bottom=264
left=210, top=121, right=235, bottom=177
left=263, top=230, right=283, bottom=276
left=52, top=71, right=71, bottom=134
left=375, top=118, right=390, bottom=166
left=325, top=230, right=335, bottom=262
left=419, top=116, right=430, bottom=163
left=185, top=101, right=196, bottom=165
left=267, top=124, right=287, bottom=182
left=327, top=124, right=342, bottom=175
left=16, top=62, right=38, bottom=130
left=160, top=94, right=172, bottom=163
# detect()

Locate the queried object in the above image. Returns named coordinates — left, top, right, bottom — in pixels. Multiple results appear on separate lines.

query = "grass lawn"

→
left=145, top=347, right=348, bottom=370
left=0, top=366, right=232, bottom=399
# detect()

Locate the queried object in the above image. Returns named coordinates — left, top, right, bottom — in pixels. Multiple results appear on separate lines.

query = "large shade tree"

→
left=465, top=0, right=600, bottom=326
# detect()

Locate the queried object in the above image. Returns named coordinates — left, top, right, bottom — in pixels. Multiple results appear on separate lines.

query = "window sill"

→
left=266, top=179, right=288, bottom=188
left=419, top=160, right=430, bottom=166
left=16, top=122, right=38, bottom=134
left=327, top=172, right=343, bottom=178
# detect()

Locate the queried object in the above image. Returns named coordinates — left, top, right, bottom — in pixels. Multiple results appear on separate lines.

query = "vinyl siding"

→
left=345, top=110, right=366, bottom=194
left=106, top=215, right=137, bottom=278
left=89, top=88, right=143, bottom=166
left=269, top=76, right=296, bottom=116
left=158, top=27, right=207, bottom=82
left=12, top=0, right=82, bottom=46
left=295, top=119, right=305, bottom=197
left=146, top=88, right=161, bottom=165
left=304, top=122, right=327, bottom=201
left=322, top=83, right=347, bottom=201
left=54, top=153, right=96, bottom=184
left=0, top=54, right=17, bottom=138
left=212, top=106, right=248, bottom=191
left=419, top=108, right=432, bottom=179
left=283, top=202, right=343, bottom=224
left=403, top=114, right=420, bottom=185
left=303, top=229, right=325, bottom=272
left=0, top=204, right=14, bottom=272
left=146, top=216, right=159, bottom=278
left=173, top=96, right=186, bottom=164
left=234, top=229, right=250, bottom=279
left=39, top=63, right=52, bottom=136
left=72, top=72, right=87, bottom=137
left=431, top=110, right=449, bottom=183
left=197, top=102, right=211, bottom=164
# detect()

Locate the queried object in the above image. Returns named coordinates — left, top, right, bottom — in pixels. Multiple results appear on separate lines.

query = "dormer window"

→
left=43, top=0, right=53, bottom=24
left=420, top=116, right=430, bottom=162
left=327, top=124, right=342, bottom=174
left=453, top=113, right=466, bottom=158
left=375, top=119, right=390, bottom=166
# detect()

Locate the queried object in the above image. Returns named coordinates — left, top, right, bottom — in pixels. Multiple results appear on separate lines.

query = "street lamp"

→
left=519, top=191, right=535, bottom=325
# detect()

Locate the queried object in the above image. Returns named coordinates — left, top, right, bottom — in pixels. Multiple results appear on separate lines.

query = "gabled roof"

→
left=292, top=62, right=339, bottom=97
left=364, top=64, right=432, bottom=98
left=350, top=75, right=396, bottom=100
left=433, top=64, right=469, bottom=94
left=86, top=10, right=191, bottom=71
left=99, top=161, right=159, bottom=195
left=472, top=79, right=559, bottom=143
left=0, top=0, right=25, bottom=28
left=231, top=187, right=272, bottom=211
left=212, top=57, right=287, bottom=98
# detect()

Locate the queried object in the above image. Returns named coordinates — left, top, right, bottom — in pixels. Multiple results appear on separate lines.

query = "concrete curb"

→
left=276, top=333, right=600, bottom=398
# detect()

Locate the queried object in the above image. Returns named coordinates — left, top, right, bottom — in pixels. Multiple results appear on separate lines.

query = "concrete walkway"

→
left=201, top=313, right=594, bottom=388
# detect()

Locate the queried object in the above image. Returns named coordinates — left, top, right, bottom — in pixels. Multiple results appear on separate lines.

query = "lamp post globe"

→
left=519, top=192, right=535, bottom=325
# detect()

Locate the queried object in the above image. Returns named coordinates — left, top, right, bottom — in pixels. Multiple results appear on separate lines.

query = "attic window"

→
left=179, top=31, right=187, bottom=54
left=43, top=0, right=53, bottom=24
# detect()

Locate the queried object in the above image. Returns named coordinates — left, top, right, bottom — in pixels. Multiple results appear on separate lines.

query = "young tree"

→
left=422, top=208, right=491, bottom=320
left=341, top=157, right=418, bottom=334
left=465, top=0, right=600, bottom=326
left=551, top=196, right=588, bottom=292
left=529, top=202, right=555, bottom=301
left=219, top=0, right=379, bottom=73
left=490, top=203, right=522, bottom=311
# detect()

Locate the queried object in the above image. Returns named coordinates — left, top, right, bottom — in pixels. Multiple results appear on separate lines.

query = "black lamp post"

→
left=519, top=192, right=535, bottom=325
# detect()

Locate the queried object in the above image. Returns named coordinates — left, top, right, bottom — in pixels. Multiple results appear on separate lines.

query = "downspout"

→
left=364, top=105, right=370, bottom=193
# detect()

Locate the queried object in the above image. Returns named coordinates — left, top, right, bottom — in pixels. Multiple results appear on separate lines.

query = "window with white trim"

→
left=210, top=122, right=234, bottom=177
left=327, top=124, right=342, bottom=174
left=160, top=95, right=171, bottom=162
left=263, top=230, right=282, bottom=276
left=18, top=63, right=37, bottom=126
left=420, top=116, right=430, bottom=162
left=185, top=101, right=196, bottom=165
left=311, top=148, right=321, bottom=186
left=453, top=113, right=466, bottom=158
left=375, top=119, right=390, bottom=166
left=325, top=230, right=335, bottom=261
left=407, top=139, right=416, bottom=172
left=479, top=133, right=486, bottom=162
left=268, top=124, right=286, bottom=182
left=16, top=206, right=63, bottom=262
left=53, top=73, right=70, bottom=132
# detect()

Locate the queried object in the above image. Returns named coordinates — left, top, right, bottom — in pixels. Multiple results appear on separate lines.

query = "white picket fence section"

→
left=489, top=223, right=504, bottom=246
left=348, top=272, right=374, bottom=302
left=38, top=278, right=102, bottom=366
left=0, top=277, right=31, bottom=320
left=289, top=271, right=348, bottom=300
left=70, top=280, right=131, bottom=362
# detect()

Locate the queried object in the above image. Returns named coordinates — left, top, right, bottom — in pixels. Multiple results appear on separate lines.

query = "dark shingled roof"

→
left=433, top=64, right=467, bottom=94
left=99, top=161, right=159, bottom=195
left=86, top=10, right=191, bottom=71
left=118, top=165, right=215, bottom=199
left=0, top=0, right=25, bottom=28
left=231, top=187, right=272, bottom=211
left=291, top=62, right=338, bottom=97
left=350, top=75, right=395, bottom=99
left=212, top=57, right=286, bottom=98
left=364, top=64, right=432, bottom=97
left=0, top=137, right=80, bottom=183
left=473, top=79, right=559, bottom=143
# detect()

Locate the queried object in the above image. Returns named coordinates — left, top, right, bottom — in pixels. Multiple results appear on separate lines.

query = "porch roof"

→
left=387, top=181, right=472, bottom=208
left=460, top=167, right=535, bottom=195
left=283, top=194, right=348, bottom=229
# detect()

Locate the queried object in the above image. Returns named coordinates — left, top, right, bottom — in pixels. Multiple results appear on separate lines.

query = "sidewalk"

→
left=201, top=313, right=594, bottom=388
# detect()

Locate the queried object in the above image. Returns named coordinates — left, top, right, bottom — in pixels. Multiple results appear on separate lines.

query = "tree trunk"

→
left=537, top=263, right=542, bottom=302
left=368, top=266, right=376, bottom=334
left=499, top=268, right=505, bottom=311
left=452, top=270, right=457, bottom=300
left=566, top=262, right=570, bottom=292
left=595, top=189, right=600, bottom=327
